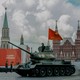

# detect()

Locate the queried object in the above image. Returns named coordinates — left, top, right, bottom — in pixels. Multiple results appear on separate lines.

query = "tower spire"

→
left=20, top=34, right=24, bottom=45
left=55, top=20, right=58, bottom=32
left=3, top=7, right=8, bottom=28
left=78, top=20, right=80, bottom=30
left=1, top=7, right=10, bottom=48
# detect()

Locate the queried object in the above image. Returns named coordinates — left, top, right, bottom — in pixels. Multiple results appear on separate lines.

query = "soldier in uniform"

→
left=41, top=43, right=45, bottom=52
left=38, top=43, right=45, bottom=52
left=5, top=60, right=8, bottom=73
left=10, top=62, right=13, bottom=72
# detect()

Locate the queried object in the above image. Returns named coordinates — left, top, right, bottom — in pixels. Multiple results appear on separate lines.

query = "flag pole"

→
left=47, top=26, right=50, bottom=47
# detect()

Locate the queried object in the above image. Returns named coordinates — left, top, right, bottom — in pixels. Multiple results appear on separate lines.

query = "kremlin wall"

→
left=0, top=49, right=21, bottom=66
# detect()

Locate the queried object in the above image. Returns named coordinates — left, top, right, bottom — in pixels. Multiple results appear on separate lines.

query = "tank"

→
left=8, top=42, right=75, bottom=77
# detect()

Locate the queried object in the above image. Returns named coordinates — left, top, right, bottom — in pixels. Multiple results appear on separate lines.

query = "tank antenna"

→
left=31, top=47, right=32, bottom=53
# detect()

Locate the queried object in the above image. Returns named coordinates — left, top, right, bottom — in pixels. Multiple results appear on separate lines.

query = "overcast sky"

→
left=0, top=0, right=80, bottom=51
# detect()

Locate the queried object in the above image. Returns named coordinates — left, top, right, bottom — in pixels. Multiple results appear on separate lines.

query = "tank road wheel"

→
left=65, top=67, right=71, bottom=76
left=47, top=68, right=53, bottom=76
left=35, top=68, right=39, bottom=76
left=29, top=68, right=39, bottom=77
left=40, top=68, right=46, bottom=77
left=70, top=67, right=75, bottom=75
left=59, top=67, right=65, bottom=76
left=28, top=70, right=33, bottom=77
left=54, top=67, right=59, bottom=76
left=28, top=69, right=36, bottom=77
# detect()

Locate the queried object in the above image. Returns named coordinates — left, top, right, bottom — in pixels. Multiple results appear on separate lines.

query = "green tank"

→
left=8, top=42, right=75, bottom=77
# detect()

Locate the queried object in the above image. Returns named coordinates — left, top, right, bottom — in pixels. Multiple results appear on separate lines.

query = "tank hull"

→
left=15, top=64, right=75, bottom=77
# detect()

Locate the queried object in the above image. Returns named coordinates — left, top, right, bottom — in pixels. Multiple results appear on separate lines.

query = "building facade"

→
left=53, top=20, right=80, bottom=60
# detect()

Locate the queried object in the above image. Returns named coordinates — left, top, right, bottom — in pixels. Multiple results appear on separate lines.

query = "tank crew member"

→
left=41, top=43, right=45, bottom=52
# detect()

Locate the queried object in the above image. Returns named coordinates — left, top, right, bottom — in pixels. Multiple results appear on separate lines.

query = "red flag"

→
left=48, top=28, right=63, bottom=40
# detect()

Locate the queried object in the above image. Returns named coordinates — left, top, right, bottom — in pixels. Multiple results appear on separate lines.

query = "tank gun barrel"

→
left=8, top=41, right=33, bottom=56
left=8, top=42, right=55, bottom=61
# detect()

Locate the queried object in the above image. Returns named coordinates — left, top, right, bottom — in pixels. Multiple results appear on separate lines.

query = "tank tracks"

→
left=15, top=65, right=75, bottom=77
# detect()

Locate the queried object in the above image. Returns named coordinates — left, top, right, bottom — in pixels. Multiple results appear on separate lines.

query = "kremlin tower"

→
left=75, top=20, right=80, bottom=59
left=19, top=34, right=30, bottom=63
left=0, top=8, right=21, bottom=66
left=53, top=20, right=60, bottom=58
left=1, top=8, right=10, bottom=49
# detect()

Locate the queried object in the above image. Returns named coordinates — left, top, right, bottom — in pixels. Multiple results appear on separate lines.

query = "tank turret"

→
left=8, top=42, right=55, bottom=63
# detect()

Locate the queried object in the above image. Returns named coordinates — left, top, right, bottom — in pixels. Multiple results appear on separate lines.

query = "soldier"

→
left=10, top=62, right=13, bottom=72
left=5, top=60, right=8, bottom=73
left=41, top=43, right=45, bottom=52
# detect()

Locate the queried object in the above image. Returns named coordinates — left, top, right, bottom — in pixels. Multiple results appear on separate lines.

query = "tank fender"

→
left=29, top=64, right=36, bottom=69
